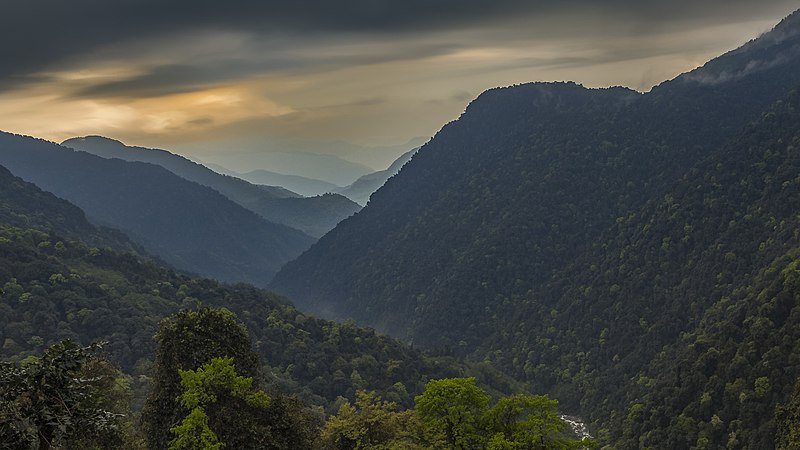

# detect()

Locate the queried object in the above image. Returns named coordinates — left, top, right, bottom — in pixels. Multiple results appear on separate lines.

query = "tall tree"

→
left=141, top=307, right=317, bottom=450
left=321, top=390, right=422, bottom=449
left=140, top=308, right=262, bottom=449
left=0, top=341, right=137, bottom=450
left=414, top=378, right=489, bottom=449
left=484, top=394, right=593, bottom=449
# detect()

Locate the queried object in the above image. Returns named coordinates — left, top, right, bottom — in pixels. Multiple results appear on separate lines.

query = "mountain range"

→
left=62, top=136, right=360, bottom=237
left=271, top=10, right=800, bottom=447
left=0, top=132, right=314, bottom=285
left=223, top=168, right=342, bottom=198
left=0, top=166, right=517, bottom=416
left=216, top=147, right=420, bottom=206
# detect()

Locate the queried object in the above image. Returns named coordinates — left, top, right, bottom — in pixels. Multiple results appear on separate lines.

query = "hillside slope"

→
left=0, top=164, right=138, bottom=254
left=272, top=10, right=800, bottom=345
left=0, top=222, right=519, bottom=412
left=63, top=136, right=360, bottom=237
left=271, top=10, right=800, bottom=445
left=0, top=132, right=314, bottom=285
left=337, top=147, right=419, bottom=206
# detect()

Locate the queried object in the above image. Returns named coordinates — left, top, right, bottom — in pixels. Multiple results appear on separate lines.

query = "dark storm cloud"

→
left=60, top=38, right=463, bottom=99
left=1, top=0, right=796, bottom=88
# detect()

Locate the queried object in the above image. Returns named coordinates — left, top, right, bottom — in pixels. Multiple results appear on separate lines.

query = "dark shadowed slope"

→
left=0, top=164, right=139, bottom=254
left=62, top=135, right=299, bottom=199
left=337, top=147, right=419, bottom=206
left=0, top=223, right=519, bottom=416
left=482, top=88, right=800, bottom=448
left=272, top=9, right=800, bottom=345
left=0, top=132, right=314, bottom=286
left=63, top=136, right=361, bottom=237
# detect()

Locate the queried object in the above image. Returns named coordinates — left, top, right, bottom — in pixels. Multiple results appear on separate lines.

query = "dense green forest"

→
left=2, top=309, right=590, bottom=449
left=0, top=162, right=581, bottom=448
left=0, top=221, right=514, bottom=411
left=0, top=131, right=314, bottom=286
left=271, top=11, right=800, bottom=448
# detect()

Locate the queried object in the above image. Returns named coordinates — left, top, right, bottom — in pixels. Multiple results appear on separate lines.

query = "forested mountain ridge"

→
left=0, top=220, right=520, bottom=415
left=271, top=10, right=800, bottom=447
left=272, top=8, right=800, bottom=346
left=0, top=132, right=314, bottom=286
left=62, top=136, right=299, bottom=199
left=63, top=136, right=361, bottom=237
left=0, top=164, right=139, bottom=254
left=476, top=89, right=800, bottom=447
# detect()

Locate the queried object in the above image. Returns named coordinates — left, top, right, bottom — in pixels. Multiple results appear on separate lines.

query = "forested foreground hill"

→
left=271, top=10, right=800, bottom=447
left=0, top=224, right=518, bottom=414
left=0, top=132, right=314, bottom=286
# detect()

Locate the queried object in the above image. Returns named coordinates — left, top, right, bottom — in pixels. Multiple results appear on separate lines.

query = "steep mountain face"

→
left=484, top=90, right=800, bottom=448
left=0, top=164, right=138, bottom=254
left=271, top=10, right=800, bottom=445
left=337, top=147, right=419, bottom=206
left=63, top=136, right=360, bottom=237
left=273, top=9, right=800, bottom=342
left=0, top=132, right=314, bottom=285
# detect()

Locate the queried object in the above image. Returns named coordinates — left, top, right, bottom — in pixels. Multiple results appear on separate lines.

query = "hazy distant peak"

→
left=64, top=135, right=125, bottom=146
left=62, top=135, right=177, bottom=159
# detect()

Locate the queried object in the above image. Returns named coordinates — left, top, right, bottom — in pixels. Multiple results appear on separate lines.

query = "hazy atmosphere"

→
left=1, top=0, right=797, bottom=171
left=5, top=2, right=800, bottom=448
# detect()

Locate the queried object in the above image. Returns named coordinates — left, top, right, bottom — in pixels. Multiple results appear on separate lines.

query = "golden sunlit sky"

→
left=1, top=1, right=798, bottom=174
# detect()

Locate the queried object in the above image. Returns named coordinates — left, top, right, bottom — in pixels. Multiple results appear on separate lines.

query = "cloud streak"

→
left=0, top=1, right=797, bottom=171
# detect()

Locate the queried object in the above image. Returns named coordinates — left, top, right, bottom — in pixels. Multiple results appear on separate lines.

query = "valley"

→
left=2, top=4, right=800, bottom=449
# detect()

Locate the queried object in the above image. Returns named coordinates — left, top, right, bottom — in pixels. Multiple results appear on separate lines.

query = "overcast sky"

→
left=1, top=1, right=798, bottom=171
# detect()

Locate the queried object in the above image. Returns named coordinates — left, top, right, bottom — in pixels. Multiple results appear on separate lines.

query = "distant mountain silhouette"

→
left=63, top=136, right=360, bottom=237
left=219, top=147, right=420, bottom=206
left=0, top=132, right=314, bottom=285
left=201, top=149, right=374, bottom=186
left=226, top=168, right=342, bottom=198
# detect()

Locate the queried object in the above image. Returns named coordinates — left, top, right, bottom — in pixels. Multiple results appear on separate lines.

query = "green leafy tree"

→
left=776, top=378, right=800, bottom=449
left=321, top=390, right=423, bottom=449
left=169, top=357, right=270, bottom=450
left=484, top=394, right=594, bottom=449
left=414, top=378, right=489, bottom=449
left=0, top=340, right=137, bottom=450
left=142, top=307, right=317, bottom=450
left=141, top=307, right=261, bottom=449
